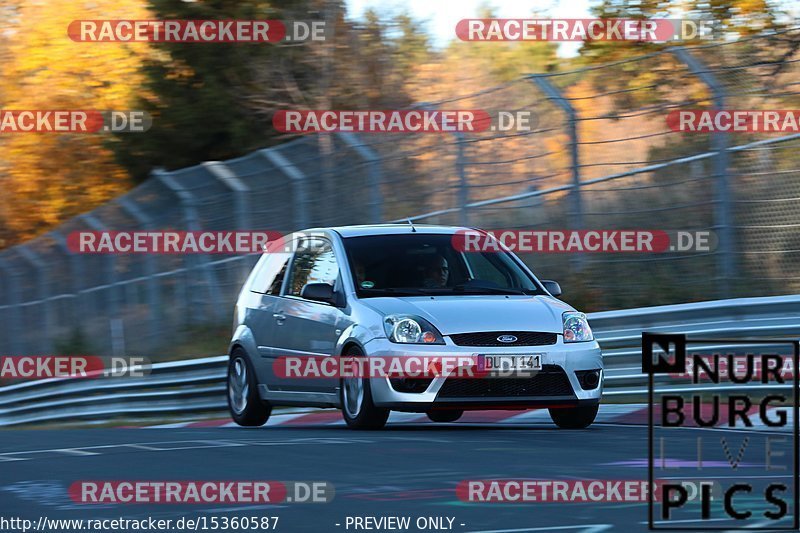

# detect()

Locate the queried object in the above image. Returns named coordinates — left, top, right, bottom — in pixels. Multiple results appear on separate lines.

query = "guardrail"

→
left=0, top=294, right=798, bottom=426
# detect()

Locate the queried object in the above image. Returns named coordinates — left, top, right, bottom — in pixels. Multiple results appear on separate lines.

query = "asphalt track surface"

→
left=0, top=415, right=796, bottom=533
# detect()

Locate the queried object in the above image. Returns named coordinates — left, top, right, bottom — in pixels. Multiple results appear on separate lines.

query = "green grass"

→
left=166, top=325, right=231, bottom=361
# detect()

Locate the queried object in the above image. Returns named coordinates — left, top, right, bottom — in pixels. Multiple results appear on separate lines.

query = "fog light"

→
left=389, top=378, right=433, bottom=393
left=575, top=369, right=601, bottom=390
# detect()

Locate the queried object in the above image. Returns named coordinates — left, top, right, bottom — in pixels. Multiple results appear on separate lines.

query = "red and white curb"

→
left=143, top=404, right=650, bottom=429
left=139, top=403, right=794, bottom=430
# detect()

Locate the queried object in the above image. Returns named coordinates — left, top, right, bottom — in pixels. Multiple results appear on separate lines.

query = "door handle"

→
left=273, top=313, right=286, bottom=325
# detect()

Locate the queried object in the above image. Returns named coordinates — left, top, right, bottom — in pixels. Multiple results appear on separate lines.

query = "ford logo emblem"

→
left=497, top=335, right=518, bottom=343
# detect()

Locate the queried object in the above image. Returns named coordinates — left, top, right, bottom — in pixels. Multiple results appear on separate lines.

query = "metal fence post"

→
left=336, top=132, right=383, bottom=223
left=154, top=169, right=224, bottom=324
left=529, top=75, right=584, bottom=270
left=0, top=256, right=22, bottom=354
left=454, top=132, right=470, bottom=226
left=81, top=214, right=119, bottom=354
left=204, top=161, right=254, bottom=283
left=16, top=246, right=52, bottom=354
left=261, top=148, right=310, bottom=229
left=0, top=263, right=8, bottom=353
left=417, top=103, right=470, bottom=225
left=49, top=230, right=83, bottom=346
left=673, top=47, right=734, bottom=298
left=203, top=161, right=251, bottom=230
left=118, top=197, right=162, bottom=352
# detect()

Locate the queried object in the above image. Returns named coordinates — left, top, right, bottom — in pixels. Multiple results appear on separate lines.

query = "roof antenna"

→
left=406, top=218, right=417, bottom=232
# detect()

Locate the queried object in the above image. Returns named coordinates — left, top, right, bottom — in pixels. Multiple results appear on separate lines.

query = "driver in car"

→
left=422, top=254, right=449, bottom=288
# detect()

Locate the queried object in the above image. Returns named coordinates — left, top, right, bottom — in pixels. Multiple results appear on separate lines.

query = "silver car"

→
left=227, top=225, right=603, bottom=429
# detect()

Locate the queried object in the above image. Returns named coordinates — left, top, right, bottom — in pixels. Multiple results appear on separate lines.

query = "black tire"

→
left=549, top=404, right=598, bottom=429
left=427, top=410, right=464, bottom=423
left=340, top=346, right=390, bottom=430
left=227, top=348, right=271, bottom=427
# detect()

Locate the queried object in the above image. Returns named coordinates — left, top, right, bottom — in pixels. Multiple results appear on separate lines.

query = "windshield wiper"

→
left=361, top=287, right=430, bottom=296
left=362, top=286, right=534, bottom=297
left=447, top=285, right=532, bottom=296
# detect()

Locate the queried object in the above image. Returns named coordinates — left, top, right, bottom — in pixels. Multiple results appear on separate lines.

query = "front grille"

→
left=437, top=365, right=574, bottom=398
left=449, top=331, right=557, bottom=347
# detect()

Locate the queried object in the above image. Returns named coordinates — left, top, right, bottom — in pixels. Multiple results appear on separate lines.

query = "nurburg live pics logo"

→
left=643, top=332, right=800, bottom=530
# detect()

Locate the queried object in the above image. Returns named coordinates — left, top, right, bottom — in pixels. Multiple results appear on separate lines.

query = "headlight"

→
left=383, top=315, right=445, bottom=344
left=562, top=311, right=593, bottom=343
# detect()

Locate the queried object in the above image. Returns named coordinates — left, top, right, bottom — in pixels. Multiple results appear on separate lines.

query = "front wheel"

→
left=549, top=404, right=598, bottom=429
left=228, top=349, right=271, bottom=427
left=340, top=346, right=389, bottom=430
left=427, top=410, right=463, bottom=423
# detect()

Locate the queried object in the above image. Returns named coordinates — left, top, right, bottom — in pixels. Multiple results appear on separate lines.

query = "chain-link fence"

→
left=1, top=28, right=799, bottom=356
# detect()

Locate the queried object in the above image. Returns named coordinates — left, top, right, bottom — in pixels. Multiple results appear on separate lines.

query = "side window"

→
left=267, top=257, right=291, bottom=295
left=249, top=252, right=291, bottom=294
left=287, top=239, right=339, bottom=297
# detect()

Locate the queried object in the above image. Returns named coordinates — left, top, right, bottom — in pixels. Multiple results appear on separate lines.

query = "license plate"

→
left=480, top=354, right=542, bottom=372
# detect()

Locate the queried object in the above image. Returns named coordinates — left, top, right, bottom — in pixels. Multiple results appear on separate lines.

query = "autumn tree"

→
left=110, top=0, right=297, bottom=181
left=578, top=0, right=793, bottom=110
left=0, top=0, right=151, bottom=247
left=111, top=0, right=436, bottom=182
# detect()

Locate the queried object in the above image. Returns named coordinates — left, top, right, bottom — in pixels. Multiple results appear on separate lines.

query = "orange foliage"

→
left=0, top=0, right=151, bottom=247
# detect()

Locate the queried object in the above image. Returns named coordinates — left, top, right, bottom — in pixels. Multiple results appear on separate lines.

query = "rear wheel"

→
left=228, top=349, right=271, bottom=427
left=549, top=404, right=598, bottom=429
left=426, top=410, right=463, bottom=423
left=340, top=346, right=389, bottom=430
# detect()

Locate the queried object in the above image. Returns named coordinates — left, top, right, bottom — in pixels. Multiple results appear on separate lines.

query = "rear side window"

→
left=250, top=252, right=291, bottom=294
left=287, top=239, right=339, bottom=297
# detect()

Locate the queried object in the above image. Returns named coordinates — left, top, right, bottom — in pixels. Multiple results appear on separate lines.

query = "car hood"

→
left=360, top=295, right=572, bottom=335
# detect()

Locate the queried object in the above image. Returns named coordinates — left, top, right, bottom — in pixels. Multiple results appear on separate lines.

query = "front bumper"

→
left=363, top=336, right=603, bottom=412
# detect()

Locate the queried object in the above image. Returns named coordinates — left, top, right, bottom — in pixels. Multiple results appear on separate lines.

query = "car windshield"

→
left=342, top=233, right=545, bottom=298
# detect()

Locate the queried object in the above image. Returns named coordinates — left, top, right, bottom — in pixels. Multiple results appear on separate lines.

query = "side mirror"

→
left=300, top=283, right=338, bottom=305
left=541, top=280, right=562, bottom=297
